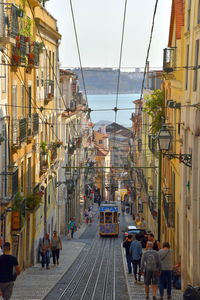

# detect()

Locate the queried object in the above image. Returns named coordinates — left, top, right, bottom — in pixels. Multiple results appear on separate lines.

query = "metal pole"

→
left=157, top=150, right=162, bottom=241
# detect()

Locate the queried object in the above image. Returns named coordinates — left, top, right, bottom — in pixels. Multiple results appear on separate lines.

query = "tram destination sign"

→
left=99, top=206, right=118, bottom=212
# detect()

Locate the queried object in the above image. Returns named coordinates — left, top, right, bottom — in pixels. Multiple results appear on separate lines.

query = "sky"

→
left=46, top=0, right=172, bottom=70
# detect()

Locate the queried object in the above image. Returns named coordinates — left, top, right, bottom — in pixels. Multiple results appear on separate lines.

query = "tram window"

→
left=105, top=212, right=112, bottom=223
left=113, top=212, right=118, bottom=223
left=100, top=212, right=104, bottom=223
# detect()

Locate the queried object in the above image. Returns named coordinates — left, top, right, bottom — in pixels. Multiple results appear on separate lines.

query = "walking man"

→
left=148, top=233, right=160, bottom=251
left=0, top=242, right=20, bottom=300
left=129, top=234, right=142, bottom=282
left=51, top=231, right=62, bottom=265
left=123, top=233, right=133, bottom=274
left=141, top=241, right=161, bottom=300
left=159, top=242, right=173, bottom=299
left=40, top=233, right=51, bottom=269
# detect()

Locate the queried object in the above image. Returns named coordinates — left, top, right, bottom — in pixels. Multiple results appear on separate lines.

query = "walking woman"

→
left=51, top=231, right=62, bottom=265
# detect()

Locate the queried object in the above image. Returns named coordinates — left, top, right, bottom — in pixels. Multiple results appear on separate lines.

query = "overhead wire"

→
left=139, top=0, right=159, bottom=101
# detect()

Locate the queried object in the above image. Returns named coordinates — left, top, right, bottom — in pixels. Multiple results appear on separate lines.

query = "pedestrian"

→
left=141, top=241, right=161, bottom=300
left=51, top=231, right=62, bottom=265
left=88, top=210, right=93, bottom=224
left=159, top=242, right=173, bottom=299
left=123, top=234, right=133, bottom=274
left=129, top=233, right=142, bottom=282
left=68, top=218, right=76, bottom=239
left=0, top=242, right=20, bottom=300
left=40, top=233, right=51, bottom=269
left=0, top=237, right=3, bottom=256
left=141, top=218, right=147, bottom=229
left=148, top=233, right=161, bottom=251
left=84, top=210, right=89, bottom=224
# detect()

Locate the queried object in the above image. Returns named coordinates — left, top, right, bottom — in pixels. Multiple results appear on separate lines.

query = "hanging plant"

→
left=26, top=193, right=42, bottom=211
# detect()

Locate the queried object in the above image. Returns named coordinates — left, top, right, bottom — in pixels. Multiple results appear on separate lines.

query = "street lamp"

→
left=156, top=124, right=172, bottom=241
left=157, top=125, right=171, bottom=151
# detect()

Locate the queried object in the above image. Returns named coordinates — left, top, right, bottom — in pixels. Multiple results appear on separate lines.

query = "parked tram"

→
left=99, top=203, right=119, bottom=237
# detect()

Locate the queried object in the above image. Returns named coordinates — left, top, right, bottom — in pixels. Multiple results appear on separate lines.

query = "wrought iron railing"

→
left=148, top=194, right=157, bottom=219
left=12, top=167, right=18, bottom=196
left=45, top=80, right=54, bottom=100
left=0, top=4, right=19, bottom=38
left=19, top=117, right=27, bottom=142
left=163, top=193, right=175, bottom=227
left=163, top=47, right=176, bottom=73
left=33, top=113, right=39, bottom=135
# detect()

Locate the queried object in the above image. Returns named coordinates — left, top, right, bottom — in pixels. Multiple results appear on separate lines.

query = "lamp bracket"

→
left=163, top=153, right=192, bottom=167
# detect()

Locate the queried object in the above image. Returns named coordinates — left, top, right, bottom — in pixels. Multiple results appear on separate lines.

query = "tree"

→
left=144, top=89, right=165, bottom=134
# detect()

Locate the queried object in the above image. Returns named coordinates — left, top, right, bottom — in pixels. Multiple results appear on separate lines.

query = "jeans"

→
left=159, top=270, right=172, bottom=297
left=71, top=228, right=74, bottom=238
left=126, top=254, right=133, bottom=273
left=52, top=249, right=60, bottom=264
left=132, top=259, right=141, bottom=280
left=41, top=250, right=50, bottom=267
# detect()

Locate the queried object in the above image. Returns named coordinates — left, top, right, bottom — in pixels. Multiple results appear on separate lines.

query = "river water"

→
left=87, top=94, right=140, bottom=127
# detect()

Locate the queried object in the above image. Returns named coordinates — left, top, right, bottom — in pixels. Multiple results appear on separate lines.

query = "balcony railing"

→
left=33, top=113, right=39, bottom=135
left=163, top=193, right=175, bottom=227
left=12, top=167, right=19, bottom=196
left=148, top=135, right=157, bottom=154
left=0, top=4, right=19, bottom=44
left=19, top=117, right=27, bottom=142
left=163, top=47, right=176, bottom=73
left=148, top=194, right=157, bottom=219
left=44, top=80, right=54, bottom=104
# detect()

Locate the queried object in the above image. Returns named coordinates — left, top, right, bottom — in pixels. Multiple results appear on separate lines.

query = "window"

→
left=193, top=40, right=199, bottom=91
left=198, top=0, right=200, bottom=24
left=187, top=0, right=191, bottom=31
left=99, top=140, right=103, bottom=144
left=27, top=157, right=32, bottom=194
left=185, top=45, right=189, bottom=90
left=105, top=212, right=112, bottom=223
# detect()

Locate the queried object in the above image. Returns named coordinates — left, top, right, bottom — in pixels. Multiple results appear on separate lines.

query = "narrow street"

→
left=11, top=207, right=183, bottom=300
left=43, top=211, right=129, bottom=300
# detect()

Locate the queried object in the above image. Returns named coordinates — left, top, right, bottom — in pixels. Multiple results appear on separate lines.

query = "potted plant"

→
left=40, top=141, right=47, bottom=154
left=26, top=193, right=42, bottom=211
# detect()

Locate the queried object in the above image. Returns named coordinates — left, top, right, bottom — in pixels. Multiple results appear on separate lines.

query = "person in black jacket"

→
left=123, top=234, right=133, bottom=274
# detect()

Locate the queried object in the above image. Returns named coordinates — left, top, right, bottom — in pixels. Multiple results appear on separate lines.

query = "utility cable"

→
left=139, top=0, right=159, bottom=100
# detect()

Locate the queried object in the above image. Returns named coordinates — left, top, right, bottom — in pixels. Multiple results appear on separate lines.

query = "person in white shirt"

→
left=0, top=237, right=3, bottom=256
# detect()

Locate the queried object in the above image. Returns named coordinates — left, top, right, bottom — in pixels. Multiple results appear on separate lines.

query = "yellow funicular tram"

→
left=99, top=203, right=119, bottom=237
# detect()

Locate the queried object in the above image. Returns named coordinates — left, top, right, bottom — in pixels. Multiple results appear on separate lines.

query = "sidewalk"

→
left=122, top=212, right=183, bottom=300
left=11, top=224, right=87, bottom=300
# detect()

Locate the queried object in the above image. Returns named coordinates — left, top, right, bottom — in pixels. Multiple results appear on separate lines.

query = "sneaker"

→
left=146, top=296, right=149, bottom=300
left=167, top=296, right=172, bottom=299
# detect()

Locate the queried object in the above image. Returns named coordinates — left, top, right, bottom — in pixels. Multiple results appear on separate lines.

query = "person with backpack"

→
left=51, top=231, right=62, bottom=265
left=129, top=233, right=142, bottom=282
left=40, top=233, right=51, bottom=269
left=159, top=242, right=173, bottom=299
left=67, top=218, right=76, bottom=239
left=141, top=241, right=161, bottom=300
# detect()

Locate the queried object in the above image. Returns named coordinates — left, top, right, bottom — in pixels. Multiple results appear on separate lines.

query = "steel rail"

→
left=58, top=237, right=104, bottom=300
left=80, top=237, right=108, bottom=300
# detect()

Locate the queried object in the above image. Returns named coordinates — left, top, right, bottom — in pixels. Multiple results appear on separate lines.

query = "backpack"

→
left=146, top=252, right=157, bottom=271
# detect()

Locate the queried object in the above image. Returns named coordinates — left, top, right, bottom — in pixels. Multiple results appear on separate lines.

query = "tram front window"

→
left=100, top=212, right=104, bottom=223
left=105, top=212, right=112, bottom=223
